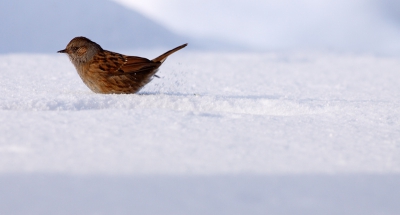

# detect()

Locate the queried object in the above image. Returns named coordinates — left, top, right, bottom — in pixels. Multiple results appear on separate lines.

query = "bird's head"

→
left=58, top=36, right=103, bottom=65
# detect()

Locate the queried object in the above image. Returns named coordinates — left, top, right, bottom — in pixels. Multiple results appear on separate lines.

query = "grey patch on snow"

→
left=0, top=174, right=400, bottom=215
left=0, top=93, right=332, bottom=116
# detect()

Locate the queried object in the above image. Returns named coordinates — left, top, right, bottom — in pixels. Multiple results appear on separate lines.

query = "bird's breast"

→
left=74, top=63, right=105, bottom=93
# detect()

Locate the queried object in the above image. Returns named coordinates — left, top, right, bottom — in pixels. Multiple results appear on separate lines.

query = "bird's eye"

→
left=71, top=47, right=79, bottom=52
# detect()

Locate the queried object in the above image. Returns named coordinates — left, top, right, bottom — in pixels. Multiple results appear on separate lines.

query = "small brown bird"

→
left=58, top=36, right=187, bottom=94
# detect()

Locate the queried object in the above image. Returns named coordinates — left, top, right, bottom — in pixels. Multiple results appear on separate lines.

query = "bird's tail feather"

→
left=152, top=43, right=187, bottom=63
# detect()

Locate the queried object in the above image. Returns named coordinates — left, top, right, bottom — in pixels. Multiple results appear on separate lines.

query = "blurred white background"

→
left=2, top=0, right=400, bottom=54
left=114, top=0, right=400, bottom=54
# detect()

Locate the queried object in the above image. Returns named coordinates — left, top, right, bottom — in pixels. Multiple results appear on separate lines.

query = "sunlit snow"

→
left=1, top=51, right=399, bottom=214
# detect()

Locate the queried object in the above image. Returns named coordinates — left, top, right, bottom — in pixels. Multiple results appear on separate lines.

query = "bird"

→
left=58, top=36, right=187, bottom=94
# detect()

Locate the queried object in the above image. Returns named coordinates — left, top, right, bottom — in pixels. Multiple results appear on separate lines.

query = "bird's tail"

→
left=152, top=43, right=188, bottom=63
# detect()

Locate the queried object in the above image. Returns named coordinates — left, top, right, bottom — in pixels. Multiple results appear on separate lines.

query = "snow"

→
left=1, top=51, right=400, bottom=214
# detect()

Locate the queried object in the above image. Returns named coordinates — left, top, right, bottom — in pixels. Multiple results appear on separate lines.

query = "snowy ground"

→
left=0, top=51, right=400, bottom=214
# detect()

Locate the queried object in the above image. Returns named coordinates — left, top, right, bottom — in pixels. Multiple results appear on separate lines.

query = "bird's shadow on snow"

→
left=2, top=90, right=393, bottom=113
left=138, top=91, right=282, bottom=100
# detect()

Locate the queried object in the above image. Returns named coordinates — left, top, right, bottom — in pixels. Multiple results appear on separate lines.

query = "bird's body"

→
left=58, top=37, right=187, bottom=94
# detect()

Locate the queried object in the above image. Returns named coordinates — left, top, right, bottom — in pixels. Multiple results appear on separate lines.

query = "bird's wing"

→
left=91, top=50, right=160, bottom=75
left=120, top=56, right=161, bottom=74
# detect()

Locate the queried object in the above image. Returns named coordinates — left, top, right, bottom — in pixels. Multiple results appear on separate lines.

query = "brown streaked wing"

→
left=89, top=50, right=161, bottom=78
left=120, top=56, right=161, bottom=74
left=89, top=50, right=127, bottom=73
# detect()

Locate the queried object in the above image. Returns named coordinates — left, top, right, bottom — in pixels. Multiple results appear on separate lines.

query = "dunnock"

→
left=58, top=36, right=187, bottom=94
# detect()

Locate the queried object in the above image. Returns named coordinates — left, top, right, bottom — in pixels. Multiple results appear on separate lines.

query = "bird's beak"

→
left=57, top=49, right=67, bottom=53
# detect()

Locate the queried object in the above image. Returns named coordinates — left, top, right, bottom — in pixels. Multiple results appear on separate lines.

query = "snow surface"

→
left=1, top=51, right=400, bottom=214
